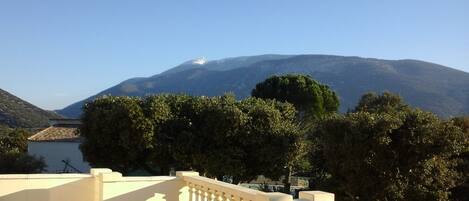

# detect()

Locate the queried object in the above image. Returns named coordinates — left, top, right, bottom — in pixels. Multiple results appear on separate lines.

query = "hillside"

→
left=58, top=54, right=469, bottom=118
left=0, top=89, right=62, bottom=128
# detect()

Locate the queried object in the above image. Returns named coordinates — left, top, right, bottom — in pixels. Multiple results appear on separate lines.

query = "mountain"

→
left=0, top=88, right=62, bottom=128
left=58, top=54, right=469, bottom=118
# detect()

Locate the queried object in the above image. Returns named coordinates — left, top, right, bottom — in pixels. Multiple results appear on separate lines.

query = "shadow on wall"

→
left=104, top=178, right=184, bottom=201
left=0, top=175, right=184, bottom=201
left=0, top=178, right=94, bottom=201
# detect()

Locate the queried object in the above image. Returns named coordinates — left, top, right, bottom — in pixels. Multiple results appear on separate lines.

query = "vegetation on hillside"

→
left=0, top=88, right=62, bottom=128
left=59, top=55, right=469, bottom=118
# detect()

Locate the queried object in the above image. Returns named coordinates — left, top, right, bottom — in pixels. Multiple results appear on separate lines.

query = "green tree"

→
left=252, top=74, right=335, bottom=192
left=0, top=128, right=29, bottom=153
left=0, top=128, right=46, bottom=173
left=80, top=93, right=306, bottom=186
left=0, top=152, right=46, bottom=173
left=450, top=116, right=469, bottom=201
left=80, top=96, right=154, bottom=174
left=239, top=97, right=307, bottom=189
left=311, top=93, right=468, bottom=201
left=163, top=95, right=251, bottom=181
left=142, top=94, right=178, bottom=174
left=354, top=91, right=409, bottom=113
left=251, top=74, right=339, bottom=120
left=147, top=94, right=305, bottom=184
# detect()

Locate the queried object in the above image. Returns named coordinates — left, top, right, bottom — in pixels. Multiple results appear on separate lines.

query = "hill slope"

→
left=0, top=89, right=62, bottom=128
left=58, top=55, right=469, bottom=118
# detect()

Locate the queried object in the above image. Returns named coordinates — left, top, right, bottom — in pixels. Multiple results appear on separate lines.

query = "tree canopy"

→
left=80, top=96, right=154, bottom=173
left=0, top=127, right=45, bottom=173
left=354, top=91, right=409, bottom=113
left=450, top=116, right=469, bottom=201
left=251, top=74, right=339, bottom=119
left=79, top=94, right=305, bottom=183
left=310, top=92, right=469, bottom=201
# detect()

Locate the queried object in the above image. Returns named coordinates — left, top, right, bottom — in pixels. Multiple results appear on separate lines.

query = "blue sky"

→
left=1, top=0, right=468, bottom=110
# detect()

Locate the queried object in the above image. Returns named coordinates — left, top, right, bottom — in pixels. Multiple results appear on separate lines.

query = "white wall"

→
left=28, top=141, right=91, bottom=173
left=0, top=169, right=189, bottom=201
left=0, top=174, right=95, bottom=201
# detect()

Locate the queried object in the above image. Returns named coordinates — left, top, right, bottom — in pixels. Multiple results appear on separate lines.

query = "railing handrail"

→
left=184, top=174, right=259, bottom=200
left=177, top=171, right=293, bottom=201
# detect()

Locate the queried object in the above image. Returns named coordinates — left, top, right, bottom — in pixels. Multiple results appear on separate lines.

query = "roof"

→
left=28, top=125, right=81, bottom=142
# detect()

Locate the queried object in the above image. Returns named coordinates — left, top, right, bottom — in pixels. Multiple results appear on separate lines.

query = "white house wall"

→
left=28, top=141, right=91, bottom=173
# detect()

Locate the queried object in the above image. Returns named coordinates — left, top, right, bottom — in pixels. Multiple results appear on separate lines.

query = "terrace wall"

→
left=0, top=169, right=333, bottom=201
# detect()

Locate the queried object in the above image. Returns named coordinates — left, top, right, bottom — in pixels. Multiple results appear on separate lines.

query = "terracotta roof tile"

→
left=28, top=125, right=81, bottom=142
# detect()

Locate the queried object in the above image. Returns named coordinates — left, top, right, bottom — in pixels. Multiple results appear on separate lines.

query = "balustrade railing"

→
left=0, top=169, right=334, bottom=201
left=177, top=171, right=333, bottom=201
left=180, top=172, right=259, bottom=201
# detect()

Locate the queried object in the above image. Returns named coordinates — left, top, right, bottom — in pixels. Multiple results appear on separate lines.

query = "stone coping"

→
left=0, top=173, right=92, bottom=179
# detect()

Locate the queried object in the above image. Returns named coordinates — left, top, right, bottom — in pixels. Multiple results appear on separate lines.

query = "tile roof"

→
left=28, top=125, right=81, bottom=142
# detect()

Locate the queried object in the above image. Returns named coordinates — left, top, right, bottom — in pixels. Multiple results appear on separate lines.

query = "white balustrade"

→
left=177, top=171, right=293, bottom=201
left=0, top=168, right=334, bottom=201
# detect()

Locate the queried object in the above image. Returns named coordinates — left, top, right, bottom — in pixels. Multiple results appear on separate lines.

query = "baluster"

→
left=199, top=185, right=206, bottom=201
left=214, top=190, right=223, bottom=201
left=207, top=188, right=215, bottom=201
left=226, top=193, right=234, bottom=201
left=189, top=183, right=196, bottom=201
left=197, top=185, right=203, bottom=201
left=203, top=188, right=210, bottom=201
left=231, top=194, right=242, bottom=201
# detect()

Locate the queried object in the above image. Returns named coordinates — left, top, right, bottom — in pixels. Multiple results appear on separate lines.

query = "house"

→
left=27, top=119, right=91, bottom=173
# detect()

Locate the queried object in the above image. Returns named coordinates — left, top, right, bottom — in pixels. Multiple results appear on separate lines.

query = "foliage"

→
left=0, top=152, right=46, bottom=173
left=452, top=116, right=469, bottom=134
left=79, top=96, right=154, bottom=174
left=0, top=128, right=29, bottom=154
left=0, top=88, right=62, bottom=128
left=252, top=74, right=337, bottom=192
left=450, top=116, right=469, bottom=201
left=310, top=92, right=469, bottom=201
left=80, top=94, right=305, bottom=183
left=251, top=74, right=339, bottom=120
left=0, top=127, right=46, bottom=173
left=354, top=91, right=409, bottom=113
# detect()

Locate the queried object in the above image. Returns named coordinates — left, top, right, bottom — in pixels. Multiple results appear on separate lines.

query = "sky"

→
left=0, top=0, right=468, bottom=110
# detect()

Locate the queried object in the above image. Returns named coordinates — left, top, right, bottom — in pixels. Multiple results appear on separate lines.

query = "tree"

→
left=251, top=74, right=339, bottom=120
left=0, top=152, right=46, bottom=173
left=251, top=74, right=336, bottom=192
left=237, top=97, right=306, bottom=186
left=148, top=94, right=305, bottom=184
left=176, top=95, right=251, bottom=182
left=0, top=128, right=29, bottom=153
left=80, top=96, right=154, bottom=174
left=142, top=94, right=178, bottom=174
left=354, top=91, right=409, bottom=113
left=311, top=93, right=468, bottom=201
left=450, top=116, right=469, bottom=201
left=0, top=128, right=46, bottom=173
left=80, top=94, right=305, bottom=185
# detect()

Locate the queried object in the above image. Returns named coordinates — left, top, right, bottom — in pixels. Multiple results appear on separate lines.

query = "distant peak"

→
left=183, top=57, right=207, bottom=65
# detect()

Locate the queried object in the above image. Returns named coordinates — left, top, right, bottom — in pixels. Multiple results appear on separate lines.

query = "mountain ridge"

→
left=57, top=54, right=469, bottom=118
left=0, top=88, right=62, bottom=128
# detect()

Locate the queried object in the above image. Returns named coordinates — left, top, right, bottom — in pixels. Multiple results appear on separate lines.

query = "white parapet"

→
left=176, top=171, right=294, bottom=201
left=298, top=191, right=335, bottom=201
left=0, top=169, right=334, bottom=201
